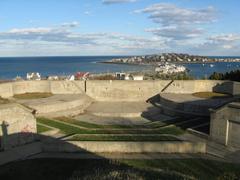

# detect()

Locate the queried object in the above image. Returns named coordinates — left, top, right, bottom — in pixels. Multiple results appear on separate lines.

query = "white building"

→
left=26, top=72, right=41, bottom=81
left=129, top=74, right=144, bottom=81
left=47, top=76, right=59, bottom=81
left=66, top=75, right=75, bottom=81
left=155, top=62, right=186, bottom=74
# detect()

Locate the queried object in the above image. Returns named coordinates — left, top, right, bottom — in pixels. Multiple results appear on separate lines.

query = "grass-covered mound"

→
left=69, top=134, right=180, bottom=141
left=192, top=92, right=231, bottom=99
left=37, top=117, right=185, bottom=136
left=13, top=92, right=53, bottom=99
left=0, top=96, right=10, bottom=104
left=0, top=158, right=239, bottom=180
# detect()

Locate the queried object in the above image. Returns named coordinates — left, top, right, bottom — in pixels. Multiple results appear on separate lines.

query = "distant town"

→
left=103, top=53, right=240, bottom=65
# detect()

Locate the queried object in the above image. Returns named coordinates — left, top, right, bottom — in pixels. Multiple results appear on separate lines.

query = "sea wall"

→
left=0, top=80, right=238, bottom=100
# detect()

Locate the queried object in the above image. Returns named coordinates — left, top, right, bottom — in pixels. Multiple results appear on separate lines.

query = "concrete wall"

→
left=233, top=82, right=240, bottom=95
left=43, top=140, right=206, bottom=153
left=86, top=80, right=170, bottom=101
left=0, top=80, right=238, bottom=100
left=165, top=80, right=233, bottom=94
left=0, top=83, right=13, bottom=98
left=0, top=104, right=37, bottom=150
left=13, top=81, right=51, bottom=95
left=50, top=81, right=85, bottom=94
left=210, top=102, right=240, bottom=148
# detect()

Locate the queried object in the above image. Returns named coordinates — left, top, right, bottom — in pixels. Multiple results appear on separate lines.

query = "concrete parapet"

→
left=0, top=142, right=42, bottom=166
left=0, top=80, right=239, bottom=100
left=0, top=103, right=37, bottom=150
left=16, top=94, right=93, bottom=117
left=43, top=140, right=206, bottom=154
left=50, top=81, right=85, bottom=94
left=0, top=83, right=13, bottom=98
left=86, top=80, right=171, bottom=101
left=12, top=81, right=51, bottom=95
left=210, top=102, right=240, bottom=149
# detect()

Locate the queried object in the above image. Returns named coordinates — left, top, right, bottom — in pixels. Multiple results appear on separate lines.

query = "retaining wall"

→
left=210, top=102, right=240, bottom=148
left=0, top=80, right=238, bottom=100
left=43, top=141, right=206, bottom=154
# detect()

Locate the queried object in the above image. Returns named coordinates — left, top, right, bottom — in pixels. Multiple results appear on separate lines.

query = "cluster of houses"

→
left=14, top=72, right=90, bottom=81
left=155, top=62, right=187, bottom=74
left=115, top=72, right=144, bottom=81
left=15, top=72, right=145, bottom=81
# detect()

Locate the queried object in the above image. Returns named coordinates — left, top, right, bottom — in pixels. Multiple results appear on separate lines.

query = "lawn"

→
left=0, top=97, right=10, bottom=104
left=37, top=124, right=52, bottom=133
left=69, top=134, right=180, bottom=141
left=192, top=92, right=231, bottom=99
left=37, top=117, right=185, bottom=135
left=56, top=116, right=165, bottom=129
left=0, top=158, right=239, bottom=180
left=13, top=92, right=53, bottom=99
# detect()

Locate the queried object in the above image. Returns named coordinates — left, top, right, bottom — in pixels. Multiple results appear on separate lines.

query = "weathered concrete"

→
left=43, top=140, right=206, bottom=154
left=210, top=102, right=240, bottom=149
left=157, top=93, right=236, bottom=117
left=0, top=103, right=37, bottom=150
left=0, top=142, right=42, bottom=166
left=16, top=94, right=93, bottom=117
left=85, top=80, right=170, bottom=101
left=0, top=80, right=239, bottom=100
left=74, top=114, right=151, bottom=125
left=12, top=81, right=51, bottom=95
left=50, top=81, right=85, bottom=94
left=86, top=101, right=153, bottom=118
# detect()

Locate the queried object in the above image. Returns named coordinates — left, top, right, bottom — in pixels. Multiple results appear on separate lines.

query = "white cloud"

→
left=102, top=0, right=137, bottom=5
left=61, top=21, right=79, bottom=28
left=208, top=34, right=240, bottom=42
left=135, top=3, right=217, bottom=26
left=146, top=26, right=204, bottom=40
left=191, top=33, right=240, bottom=55
left=0, top=24, right=167, bottom=56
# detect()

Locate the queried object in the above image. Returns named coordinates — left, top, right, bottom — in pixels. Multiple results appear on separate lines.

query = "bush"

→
left=209, top=70, right=240, bottom=82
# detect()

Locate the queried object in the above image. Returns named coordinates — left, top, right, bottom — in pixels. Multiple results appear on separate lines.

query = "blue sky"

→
left=0, top=0, right=240, bottom=56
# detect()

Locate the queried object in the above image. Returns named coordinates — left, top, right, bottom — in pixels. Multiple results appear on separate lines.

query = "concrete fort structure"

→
left=0, top=80, right=240, bottom=165
left=210, top=102, right=240, bottom=149
left=0, top=103, right=37, bottom=150
left=0, top=80, right=239, bottom=117
left=0, top=80, right=239, bottom=99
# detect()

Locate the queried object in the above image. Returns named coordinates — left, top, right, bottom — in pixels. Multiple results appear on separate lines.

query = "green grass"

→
left=0, top=97, right=10, bottom=104
left=13, top=92, right=53, bottom=99
left=0, top=158, right=239, bottom=180
left=56, top=116, right=165, bottom=129
left=69, top=134, right=180, bottom=141
left=121, top=159, right=240, bottom=180
left=37, top=124, right=52, bottom=133
left=192, top=92, right=231, bottom=99
left=37, top=117, right=185, bottom=135
left=56, top=117, right=135, bottom=129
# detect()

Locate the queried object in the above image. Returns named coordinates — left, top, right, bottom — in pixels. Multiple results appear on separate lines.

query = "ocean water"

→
left=0, top=56, right=239, bottom=79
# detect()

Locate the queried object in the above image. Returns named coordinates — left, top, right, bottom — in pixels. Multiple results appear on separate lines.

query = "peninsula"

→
left=102, top=53, right=240, bottom=65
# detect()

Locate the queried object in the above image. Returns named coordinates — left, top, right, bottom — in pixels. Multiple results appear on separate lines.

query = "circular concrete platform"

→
left=85, top=101, right=153, bottom=118
left=15, top=94, right=93, bottom=117
left=156, top=93, right=237, bottom=117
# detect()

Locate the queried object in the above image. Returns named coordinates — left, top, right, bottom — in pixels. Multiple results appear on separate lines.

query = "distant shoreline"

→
left=99, top=60, right=240, bottom=66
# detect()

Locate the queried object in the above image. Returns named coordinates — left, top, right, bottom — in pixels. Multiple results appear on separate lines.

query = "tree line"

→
left=209, top=70, right=240, bottom=82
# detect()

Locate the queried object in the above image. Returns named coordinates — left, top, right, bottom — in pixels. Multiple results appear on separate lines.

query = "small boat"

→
left=210, top=64, right=215, bottom=68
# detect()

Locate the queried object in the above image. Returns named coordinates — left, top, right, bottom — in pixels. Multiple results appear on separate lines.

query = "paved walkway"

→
left=86, top=101, right=153, bottom=117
